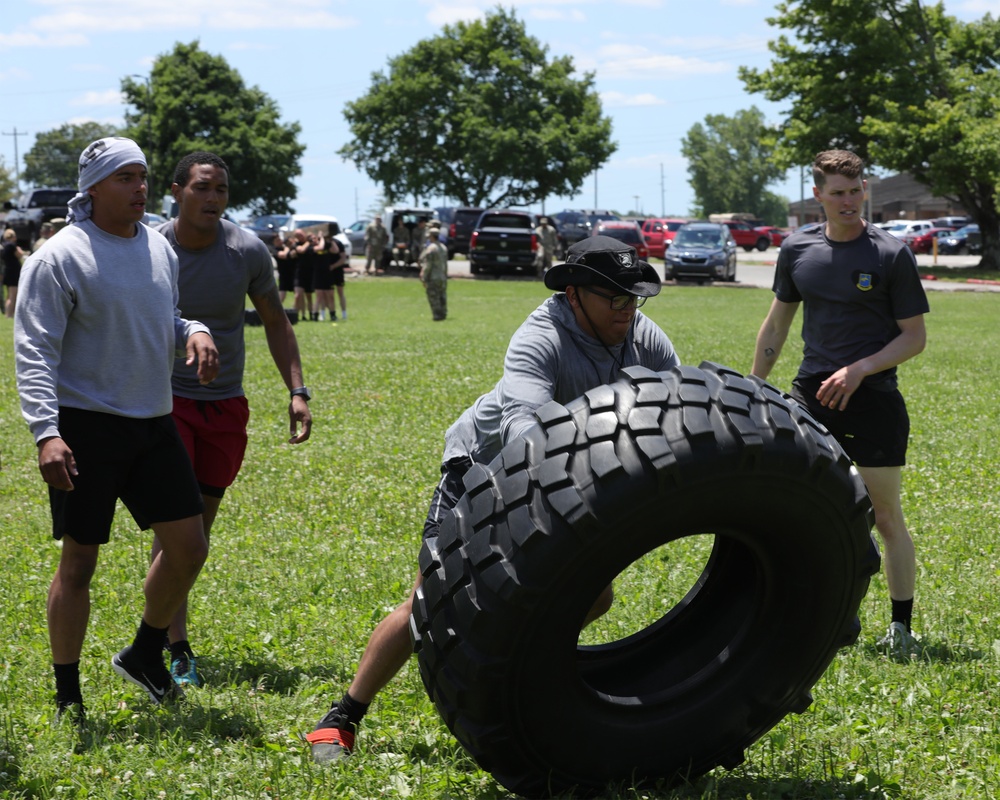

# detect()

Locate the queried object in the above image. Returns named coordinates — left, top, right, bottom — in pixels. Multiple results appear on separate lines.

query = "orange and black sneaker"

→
left=306, top=703, right=356, bottom=764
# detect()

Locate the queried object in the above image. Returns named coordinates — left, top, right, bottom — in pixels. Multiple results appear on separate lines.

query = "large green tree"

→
left=741, top=0, right=1000, bottom=269
left=22, top=122, right=121, bottom=188
left=122, top=41, right=305, bottom=215
left=339, top=7, right=616, bottom=208
left=680, top=107, right=788, bottom=223
left=0, top=157, right=17, bottom=202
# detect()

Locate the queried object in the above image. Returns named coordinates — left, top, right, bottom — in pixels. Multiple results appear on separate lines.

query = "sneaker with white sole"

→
left=877, top=621, right=919, bottom=660
left=112, top=645, right=180, bottom=704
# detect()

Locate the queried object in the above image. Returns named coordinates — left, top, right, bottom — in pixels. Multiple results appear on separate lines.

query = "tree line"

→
left=3, top=3, right=998, bottom=267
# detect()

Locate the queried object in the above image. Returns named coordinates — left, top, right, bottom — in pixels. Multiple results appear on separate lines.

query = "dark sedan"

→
left=939, top=224, right=979, bottom=255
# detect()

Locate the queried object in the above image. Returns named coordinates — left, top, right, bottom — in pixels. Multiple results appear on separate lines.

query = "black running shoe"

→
left=111, top=646, right=179, bottom=704
left=305, top=703, right=356, bottom=763
left=55, top=700, right=86, bottom=731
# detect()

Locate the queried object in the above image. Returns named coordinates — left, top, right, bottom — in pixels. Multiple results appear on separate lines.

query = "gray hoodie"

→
left=15, top=219, right=209, bottom=443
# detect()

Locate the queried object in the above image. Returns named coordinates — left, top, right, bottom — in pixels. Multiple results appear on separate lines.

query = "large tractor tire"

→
left=411, top=362, right=879, bottom=797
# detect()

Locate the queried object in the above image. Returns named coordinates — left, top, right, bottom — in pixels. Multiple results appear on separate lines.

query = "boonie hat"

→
left=544, top=235, right=661, bottom=297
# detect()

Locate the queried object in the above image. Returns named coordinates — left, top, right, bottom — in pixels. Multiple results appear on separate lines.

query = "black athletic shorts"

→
left=49, top=407, right=204, bottom=545
left=295, top=262, right=315, bottom=293
left=423, top=456, right=474, bottom=541
left=791, top=374, right=910, bottom=467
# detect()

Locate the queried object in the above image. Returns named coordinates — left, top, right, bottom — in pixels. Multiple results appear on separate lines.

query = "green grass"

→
left=2, top=277, right=999, bottom=799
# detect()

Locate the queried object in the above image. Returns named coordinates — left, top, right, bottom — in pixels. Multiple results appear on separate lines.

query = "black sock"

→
left=340, top=692, right=370, bottom=725
left=132, top=619, right=170, bottom=663
left=891, top=598, right=914, bottom=632
left=54, top=661, right=83, bottom=707
left=169, top=639, right=194, bottom=662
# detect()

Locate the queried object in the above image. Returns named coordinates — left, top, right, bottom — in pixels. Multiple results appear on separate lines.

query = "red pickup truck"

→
left=719, top=220, right=772, bottom=252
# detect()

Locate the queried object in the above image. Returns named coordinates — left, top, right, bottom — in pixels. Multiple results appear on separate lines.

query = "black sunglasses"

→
left=581, top=286, right=647, bottom=310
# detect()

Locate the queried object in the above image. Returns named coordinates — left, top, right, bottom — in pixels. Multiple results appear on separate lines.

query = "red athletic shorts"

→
left=171, top=395, right=250, bottom=496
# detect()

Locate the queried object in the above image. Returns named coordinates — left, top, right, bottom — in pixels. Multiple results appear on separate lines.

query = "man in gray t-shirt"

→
left=306, top=236, right=681, bottom=763
left=153, top=151, right=313, bottom=688
left=752, top=149, right=929, bottom=661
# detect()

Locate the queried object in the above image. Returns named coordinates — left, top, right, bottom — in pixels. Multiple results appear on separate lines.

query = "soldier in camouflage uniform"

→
left=363, top=216, right=389, bottom=275
left=418, top=226, right=449, bottom=321
left=534, top=215, right=559, bottom=278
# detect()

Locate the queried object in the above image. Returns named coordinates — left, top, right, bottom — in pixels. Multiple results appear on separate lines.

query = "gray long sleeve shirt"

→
left=442, top=293, right=680, bottom=465
left=14, top=220, right=210, bottom=443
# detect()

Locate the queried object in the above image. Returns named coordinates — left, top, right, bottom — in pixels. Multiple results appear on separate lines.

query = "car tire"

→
left=411, top=362, right=879, bottom=798
left=755, top=237, right=769, bottom=251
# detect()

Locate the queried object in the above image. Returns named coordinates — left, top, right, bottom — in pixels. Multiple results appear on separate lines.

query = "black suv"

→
left=4, top=187, right=76, bottom=247
left=444, top=206, right=485, bottom=257
left=550, top=209, right=621, bottom=257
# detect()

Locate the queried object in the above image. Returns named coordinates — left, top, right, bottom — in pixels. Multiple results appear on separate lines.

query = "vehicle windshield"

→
left=598, top=227, right=641, bottom=245
left=482, top=214, right=531, bottom=228
left=665, top=221, right=686, bottom=231
left=675, top=228, right=725, bottom=247
left=586, top=214, right=618, bottom=227
left=28, top=189, right=76, bottom=207
left=250, top=214, right=290, bottom=231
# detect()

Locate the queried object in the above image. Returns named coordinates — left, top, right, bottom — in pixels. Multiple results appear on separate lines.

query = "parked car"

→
left=468, top=209, right=537, bottom=275
left=718, top=219, right=771, bottom=252
left=930, top=216, right=970, bottom=230
left=663, top=222, right=737, bottom=283
left=938, top=224, right=979, bottom=255
left=382, top=206, right=440, bottom=269
left=905, top=227, right=954, bottom=254
left=882, top=220, right=934, bottom=240
left=3, top=187, right=76, bottom=247
left=142, top=212, right=168, bottom=227
left=640, top=218, right=689, bottom=258
left=446, top=206, right=486, bottom=257
left=754, top=226, right=788, bottom=248
left=551, top=209, right=620, bottom=256
left=345, top=218, right=370, bottom=255
left=592, top=220, right=649, bottom=260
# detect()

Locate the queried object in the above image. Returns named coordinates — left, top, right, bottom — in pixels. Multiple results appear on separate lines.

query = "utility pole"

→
left=633, top=195, right=640, bottom=215
left=3, top=127, right=28, bottom=194
left=660, top=163, right=665, bottom=217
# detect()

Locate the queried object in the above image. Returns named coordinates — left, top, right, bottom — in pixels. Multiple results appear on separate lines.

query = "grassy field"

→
left=1, top=276, right=998, bottom=799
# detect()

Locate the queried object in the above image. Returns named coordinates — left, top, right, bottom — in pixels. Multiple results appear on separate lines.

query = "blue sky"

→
left=1, top=0, right=995, bottom=225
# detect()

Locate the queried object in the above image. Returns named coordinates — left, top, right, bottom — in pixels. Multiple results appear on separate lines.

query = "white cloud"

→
left=12, top=0, right=356, bottom=36
left=526, top=8, right=587, bottom=22
left=602, top=91, right=665, bottom=108
left=425, top=3, right=485, bottom=26
left=0, top=31, right=88, bottom=47
left=70, top=89, right=129, bottom=108
left=600, top=49, right=731, bottom=80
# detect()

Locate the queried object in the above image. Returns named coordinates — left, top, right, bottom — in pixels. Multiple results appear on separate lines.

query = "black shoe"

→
left=55, top=700, right=86, bottom=731
left=305, top=703, right=356, bottom=763
left=112, top=645, right=180, bottom=704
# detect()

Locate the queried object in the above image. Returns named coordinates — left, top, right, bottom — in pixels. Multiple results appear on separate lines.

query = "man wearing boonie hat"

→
left=14, top=137, right=219, bottom=722
left=306, top=234, right=680, bottom=763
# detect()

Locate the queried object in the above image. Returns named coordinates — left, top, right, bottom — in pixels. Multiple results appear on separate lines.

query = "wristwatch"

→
left=290, top=386, right=312, bottom=402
